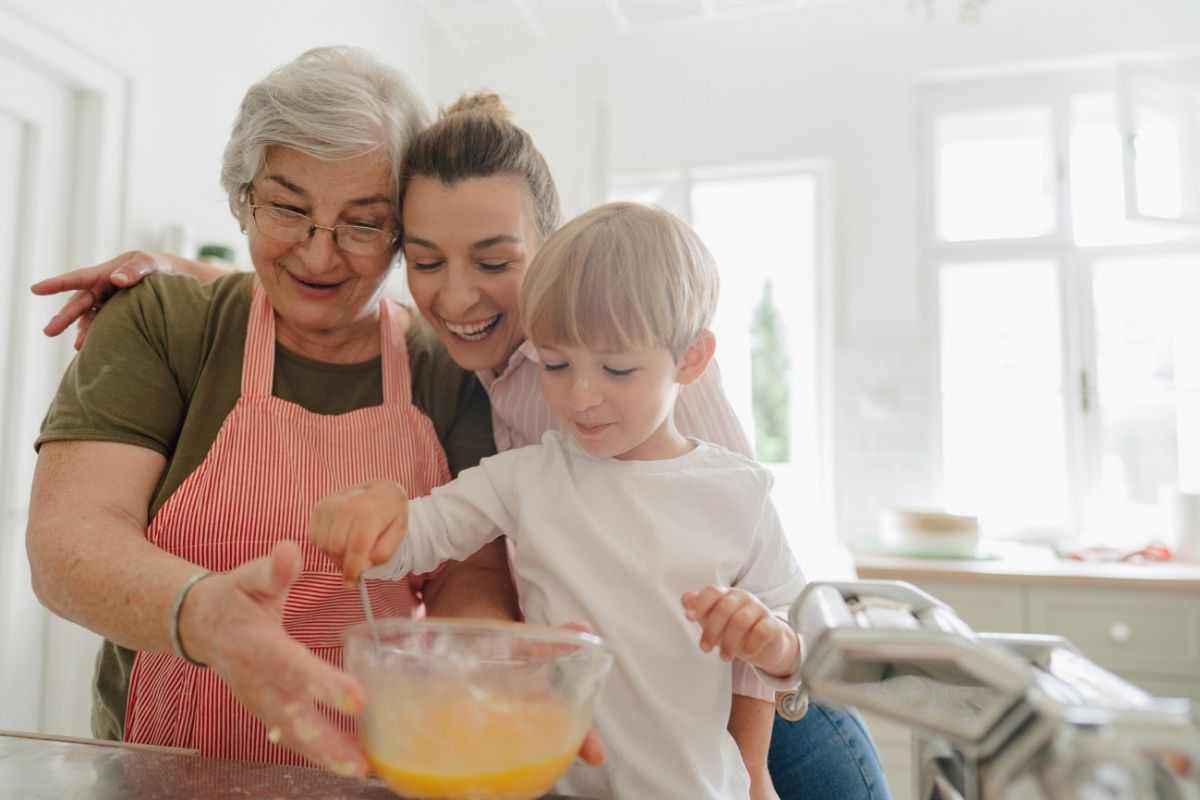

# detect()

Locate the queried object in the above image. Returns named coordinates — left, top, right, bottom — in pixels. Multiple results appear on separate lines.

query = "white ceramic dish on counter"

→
left=877, top=507, right=982, bottom=559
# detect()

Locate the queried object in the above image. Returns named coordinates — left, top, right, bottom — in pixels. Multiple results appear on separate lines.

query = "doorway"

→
left=0, top=11, right=129, bottom=737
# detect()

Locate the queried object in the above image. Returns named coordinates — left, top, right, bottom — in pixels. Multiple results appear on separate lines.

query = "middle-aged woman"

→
left=39, top=74, right=890, bottom=800
left=24, top=46, right=524, bottom=776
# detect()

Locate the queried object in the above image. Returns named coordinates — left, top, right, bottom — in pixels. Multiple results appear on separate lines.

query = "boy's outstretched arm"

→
left=729, top=696, right=781, bottom=800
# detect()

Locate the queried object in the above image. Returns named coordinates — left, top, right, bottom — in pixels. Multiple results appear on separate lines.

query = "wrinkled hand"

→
left=308, top=480, right=410, bottom=583
left=31, top=251, right=165, bottom=349
left=681, top=586, right=799, bottom=678
left=180, top=540, right=369, bottom=775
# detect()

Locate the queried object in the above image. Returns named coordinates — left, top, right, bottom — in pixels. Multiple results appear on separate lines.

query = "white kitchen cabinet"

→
left=850, top=557, right=1200, bottom=800
left=1026, top=587, right=1200, bottom=678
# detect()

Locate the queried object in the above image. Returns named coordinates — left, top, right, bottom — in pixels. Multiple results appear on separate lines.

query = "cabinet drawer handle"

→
left=1109, top=622, right=1132, bottom=644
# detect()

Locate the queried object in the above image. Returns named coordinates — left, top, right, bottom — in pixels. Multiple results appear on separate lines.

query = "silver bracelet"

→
left=169, top=571, right=214, bottom=667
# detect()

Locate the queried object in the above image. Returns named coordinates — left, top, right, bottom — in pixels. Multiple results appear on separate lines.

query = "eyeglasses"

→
left=246, top=197, right=398, bottom=257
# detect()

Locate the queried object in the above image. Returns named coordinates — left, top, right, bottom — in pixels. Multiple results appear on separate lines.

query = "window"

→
left=924, top=60, right=1200, bottom=548
left=940, top=259, right=1070, bottom=535
left=935, top=108, right=1056, bottom=241
left=1119, top=60, right=1200, bottom=224
left=608, top=164, right=835, bottom=563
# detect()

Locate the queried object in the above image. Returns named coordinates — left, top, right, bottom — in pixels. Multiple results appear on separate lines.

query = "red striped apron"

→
left=124, top=282, right=450, bottom=764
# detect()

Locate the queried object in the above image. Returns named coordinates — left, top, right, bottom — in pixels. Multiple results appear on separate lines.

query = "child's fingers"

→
left=696, top=591, right=747, bottom=653
left=577, top=728, right=605, bottom=766
left=682, top=586, right=728, bottom=621
left=343, top=511, right=385, bottom=583
left=308, top=495, right=354, bottom=573
left=307, top=497, right=339, bottom=554
left=680, top=590, right=699, bottom=612
left=736, top=615, right=777, bottom=662
left=717, top=604, right=767, bottom=661
left=368, top=517, right=407, bottom=568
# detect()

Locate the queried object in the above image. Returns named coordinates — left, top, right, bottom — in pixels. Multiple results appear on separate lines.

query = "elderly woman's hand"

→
left=31, top=251, right=230, bottom=349
left=179, top=540, right=370, bottom=776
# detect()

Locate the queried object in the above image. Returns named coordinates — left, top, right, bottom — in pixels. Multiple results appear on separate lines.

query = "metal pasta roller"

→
left=777, top=581, right=1200, bottom=800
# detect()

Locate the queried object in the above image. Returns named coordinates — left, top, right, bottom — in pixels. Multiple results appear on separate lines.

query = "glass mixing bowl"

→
left=344, top=618, right=612, bottom=800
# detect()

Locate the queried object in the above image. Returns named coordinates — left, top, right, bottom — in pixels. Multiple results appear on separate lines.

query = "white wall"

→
left=0, top=0, right=438, bottom=736
left=426, top=0, right=1200, bottom=547
left=1, top=0, right=436, bottom=261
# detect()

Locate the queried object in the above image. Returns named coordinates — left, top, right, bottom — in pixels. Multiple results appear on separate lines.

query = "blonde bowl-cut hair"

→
left=220, top=46, right=429, bottom=227
left=522, top=202, right=719, bottom=358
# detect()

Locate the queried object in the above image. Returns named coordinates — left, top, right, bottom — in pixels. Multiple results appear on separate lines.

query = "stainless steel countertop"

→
left=0, top=733, right=587, bottom=799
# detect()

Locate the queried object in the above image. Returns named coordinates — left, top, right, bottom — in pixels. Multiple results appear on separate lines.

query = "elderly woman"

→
left=25, top=47, right=518, bottom=775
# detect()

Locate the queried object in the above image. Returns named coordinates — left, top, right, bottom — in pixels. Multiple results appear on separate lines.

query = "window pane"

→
left=935, top=109, right=1056, bottom=241
left=940, top=260, right=1070, bottom=536
left=689, top=174, right=827, bottom=561
left=1124, top=65, right=1200, bottom=222
left=1070, top=92, right=1195, bottom=246
left=690, top=175, right=817, bottom=460
left=1087, top=254, right=1200, bottom=548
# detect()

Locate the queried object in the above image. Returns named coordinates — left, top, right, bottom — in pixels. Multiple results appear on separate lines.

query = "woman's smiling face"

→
left=402, top=174, right=541, bottom=373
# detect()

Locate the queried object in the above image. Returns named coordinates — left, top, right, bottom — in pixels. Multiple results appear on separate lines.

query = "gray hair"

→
left=220, top=46, right=429, bottom=221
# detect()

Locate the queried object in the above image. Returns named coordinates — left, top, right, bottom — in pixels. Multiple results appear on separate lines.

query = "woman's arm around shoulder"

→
left=36, top=272, right=222, bottom=457
left=34, top=251, right=234, bottom=349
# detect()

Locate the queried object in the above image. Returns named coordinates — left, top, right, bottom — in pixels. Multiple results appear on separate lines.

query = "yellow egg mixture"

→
left=366, top=696, right=582, bottom=799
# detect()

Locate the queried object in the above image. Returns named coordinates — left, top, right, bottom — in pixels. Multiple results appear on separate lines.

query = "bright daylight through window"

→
left=928, top=60, right=1200, bottom=549
left=609, top=166, right=832, bottom=562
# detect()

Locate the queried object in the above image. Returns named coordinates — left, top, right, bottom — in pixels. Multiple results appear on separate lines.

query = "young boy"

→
left=310, top=202, right=806, bottom=799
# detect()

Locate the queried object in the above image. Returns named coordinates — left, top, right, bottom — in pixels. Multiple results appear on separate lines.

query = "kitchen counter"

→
left=855, top=551, right=1200, bottom=592
left=0, top=732, right=587, bottom=799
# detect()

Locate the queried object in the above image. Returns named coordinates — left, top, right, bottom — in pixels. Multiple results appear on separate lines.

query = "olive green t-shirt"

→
left=36, top=271, right=496, bottom=740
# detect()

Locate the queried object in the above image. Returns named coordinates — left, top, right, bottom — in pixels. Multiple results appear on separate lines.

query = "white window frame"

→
left=919, top=60, right=1200, bottom=543
left=607, top=160, right=838, bottom=536
left=1117, top=56, right=1200, bottom=226
left=0, top=6, right=131, bottom=736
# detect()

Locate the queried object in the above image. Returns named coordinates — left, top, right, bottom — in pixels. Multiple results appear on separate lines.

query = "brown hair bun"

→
left=441, top=92, right=511, bottom=122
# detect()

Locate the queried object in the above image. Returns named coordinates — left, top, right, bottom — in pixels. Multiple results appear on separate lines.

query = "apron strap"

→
left=241, top=281, right=275, bottom=398
left=243, top=283, right=411, bottom=405
left=379, top=299, right=411, bottom=407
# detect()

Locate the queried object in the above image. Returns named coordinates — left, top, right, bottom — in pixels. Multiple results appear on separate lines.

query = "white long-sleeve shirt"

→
left=368, top=431, right=806, bottom=799
left=476, top=341, right=773, bottom=701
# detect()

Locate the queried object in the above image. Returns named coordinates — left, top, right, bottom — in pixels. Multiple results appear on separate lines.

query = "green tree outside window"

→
left=751, top=280, right=790, bottom=462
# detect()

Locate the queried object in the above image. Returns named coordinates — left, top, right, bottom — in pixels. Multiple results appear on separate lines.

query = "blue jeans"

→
left=768, top=703, right=891, bottom=800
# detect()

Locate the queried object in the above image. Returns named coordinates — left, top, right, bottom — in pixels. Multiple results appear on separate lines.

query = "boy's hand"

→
left=308, top=480, right=410, bottom=583
left=681, top=586, right=800, bottom=678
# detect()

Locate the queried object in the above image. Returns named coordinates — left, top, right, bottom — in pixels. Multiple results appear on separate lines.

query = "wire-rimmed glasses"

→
left=246, top=197, right=398, bottom=257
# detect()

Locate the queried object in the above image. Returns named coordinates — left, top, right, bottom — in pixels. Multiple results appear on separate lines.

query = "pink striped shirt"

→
left=477, top=340, right=774, bottom=700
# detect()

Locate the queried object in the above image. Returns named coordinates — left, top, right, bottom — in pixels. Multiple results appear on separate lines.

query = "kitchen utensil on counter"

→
left=776, top=581, right=1200, bottom=799
left=343, top=618, right=612, bottom=800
